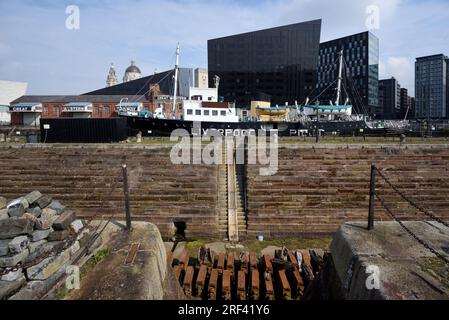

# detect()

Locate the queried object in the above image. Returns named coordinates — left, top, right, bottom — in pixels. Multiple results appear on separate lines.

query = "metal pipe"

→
left=122, top=164, right=132, bottom=230
left=368, top=163, right=376, bottom=230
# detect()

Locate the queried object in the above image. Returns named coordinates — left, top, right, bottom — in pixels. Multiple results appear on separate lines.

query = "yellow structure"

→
left=249, top=101, right=289, bottom=122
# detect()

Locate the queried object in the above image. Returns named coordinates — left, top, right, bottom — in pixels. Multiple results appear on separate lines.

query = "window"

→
left=204, top=110, right=210, bottom=116
left=212, top=110, right=218, bottom=116
left=187, top=109, right=193, bottom=115
left=43, top=106, right=49, bottom=116
left=103, top=106, right=110, bottom=115
left=195, top=110, right=201, bottom=116
left=220, top=110, right=226, bottom=116
left=53, top=106, right=60, bottom=117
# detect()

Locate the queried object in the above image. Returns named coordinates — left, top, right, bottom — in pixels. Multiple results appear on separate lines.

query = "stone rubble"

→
left=0, top=191, right=95, bottom=300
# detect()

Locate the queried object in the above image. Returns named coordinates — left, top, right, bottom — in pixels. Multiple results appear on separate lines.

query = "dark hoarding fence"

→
left=40, top=118, right=128, bottom=143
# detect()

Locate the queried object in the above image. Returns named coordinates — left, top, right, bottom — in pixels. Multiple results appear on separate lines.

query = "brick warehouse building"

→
left=9, top=94, right=184, bottom=126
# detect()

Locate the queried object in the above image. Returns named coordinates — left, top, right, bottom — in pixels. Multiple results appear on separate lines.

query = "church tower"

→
left=123, top=60, right=142, bottom=83
left=106, top=63, right=118, bottom=87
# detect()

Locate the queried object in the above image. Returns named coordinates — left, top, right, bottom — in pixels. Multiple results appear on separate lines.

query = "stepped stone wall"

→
left=0, top=145, right=219, bottom=239
left=246, top=144, right=449, bottom=238
left=1, top=144, right=449, bottom=240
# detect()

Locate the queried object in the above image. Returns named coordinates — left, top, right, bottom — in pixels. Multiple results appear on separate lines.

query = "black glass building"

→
left=317, top=31, right=379, bottom=117
left=208, top=20, right=322, bottom=107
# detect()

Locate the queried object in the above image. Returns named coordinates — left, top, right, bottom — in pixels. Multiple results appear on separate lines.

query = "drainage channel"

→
left=167, top=247, right=325, bottom=300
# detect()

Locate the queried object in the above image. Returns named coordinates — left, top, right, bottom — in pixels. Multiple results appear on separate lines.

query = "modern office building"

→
left=378, top=77, right=401, bottom=119
left=415, top=54, right=449, bottom=119
left=208, top=19, right=322, bottom=107
left=399, top=88, right=412, bottom=119
left=317, top=31, right=379, bottom=116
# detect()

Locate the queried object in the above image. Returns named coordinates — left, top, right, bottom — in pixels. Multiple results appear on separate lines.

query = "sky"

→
left=0, top=0, right=448, bottom=96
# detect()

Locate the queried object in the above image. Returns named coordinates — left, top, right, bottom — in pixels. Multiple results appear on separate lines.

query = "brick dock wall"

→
left=0, top=144, right=219, bottom=239
left=1, top=143, right=449, bottom=239
left=246, top=144, right=449, bottom=238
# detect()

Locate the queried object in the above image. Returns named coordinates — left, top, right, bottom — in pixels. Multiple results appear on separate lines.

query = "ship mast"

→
left=172, top=43, right=180, bottom=114
left=335, top=50, right=344, bottom=106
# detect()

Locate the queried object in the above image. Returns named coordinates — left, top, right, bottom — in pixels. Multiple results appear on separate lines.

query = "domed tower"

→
left=106, top=63, right=118, bottom=87
left=123, top=60, right=142, bottom=83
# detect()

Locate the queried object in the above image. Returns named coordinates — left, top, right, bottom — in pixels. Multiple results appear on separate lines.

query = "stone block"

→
left=70, top=219, right=83, bottom=234
left=1, top=268, right=23, bottom=281
left=47, top=201, right=65, bottom=214
left=0, top=249, right=29, bottom=268
left=8, top=236, right=29, bottom=254
left=26, top=206, right=42, bottom=218
left=28, top=240, right=47, bottom=255
left=7, top=197, right=29, bottom=218
left=31, top=228, right=52, bottom=242
left=69, top=241, right=81, bottom=257
left=22, top=241, right=64, bottom=268
left=52, top=211, right=76, bottom=231
left=0, top=239, right=10, bottom=256
left=35, top=209, right=58, bottom=230
left=21, top=212, right=38, bottom=224
left=47, top=229, right=70, bottom=241
left=26, top=248, right=70, bottom=280
left=0, top=218, right=34, bottom=239
left=35, top=195, right=52, bottom=209
left=23, top=191, right=42, bottom=206
left=0, top=209, right=8, bottom=220
left=0, top=276, right=26, bottom=300
left=0, top=196, right=6, bottom=209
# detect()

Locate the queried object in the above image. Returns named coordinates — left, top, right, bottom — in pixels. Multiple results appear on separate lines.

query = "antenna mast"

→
left=335, top=50, right=344, bottom=106
left=172, top=43, right=180, bottom=114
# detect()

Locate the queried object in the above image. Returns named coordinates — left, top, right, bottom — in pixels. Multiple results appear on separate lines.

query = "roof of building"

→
left=10, top=95, right=149, bottom=104
left=416, top=54, right=448, bottom=61
left=83, top=69, right=175, bottom=96
left=208, top=19, right=321, bottom=41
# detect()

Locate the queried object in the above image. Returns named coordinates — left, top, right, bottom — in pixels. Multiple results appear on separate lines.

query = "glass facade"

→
left=208, top=20, right=322, bottom=107
left=317, top=31, right=379, bottom=116
left=415, top=54, right=448, bottom=119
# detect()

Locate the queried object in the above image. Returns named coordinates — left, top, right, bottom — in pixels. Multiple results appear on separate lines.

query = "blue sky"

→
left=0, top=0, right=448, bottom=96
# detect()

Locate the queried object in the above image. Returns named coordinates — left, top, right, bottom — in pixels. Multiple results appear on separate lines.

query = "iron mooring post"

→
left=122, top=164, right=132, bottom=230
left=368, top=163, right=376, bottom=230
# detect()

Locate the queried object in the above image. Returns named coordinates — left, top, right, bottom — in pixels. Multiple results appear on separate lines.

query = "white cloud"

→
left=0, top=0, right=447, bottom=95
left=380, top=57, right=414, bottom=95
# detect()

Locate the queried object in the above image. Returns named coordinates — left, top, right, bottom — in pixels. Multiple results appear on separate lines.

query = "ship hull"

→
left=122, top=116, right=403, bottom=137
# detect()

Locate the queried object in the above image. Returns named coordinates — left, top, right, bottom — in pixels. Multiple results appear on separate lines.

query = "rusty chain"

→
left=375, top=193, right=449, bottom=264
left=375, top=167, right=449, bottom=229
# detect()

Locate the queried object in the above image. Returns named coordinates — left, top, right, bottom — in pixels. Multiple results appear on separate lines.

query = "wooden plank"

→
left=173, top=265, right=184, bottom=285
left=249, top=252, right=258, bottom=270
left=237, top=270, right=246, bottom=300
left=262, top=255, right=273, bottom=272
left=265, top=277, right=274, bottom=300
left=196, top=264, right=208, bottom=296
left=208, top=269, right=218, bottom=300
left=222, top=270, right=232, bottom=300
left=240, top=252, right=249, bottom=271
left=278, top=269, right=291, bottom=300
left=179, top=250, right=190, bottom=271
left=291, top=269, right=305, bottom=298
left=287, top=252, right=298, bottom=267
left=183, top=266, right=194, bottom=297
left=226, top=252, right=234, bottom=273
left=251, top=269, right=260, bottom=301
left=217, top=252, right=225, bottom=272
